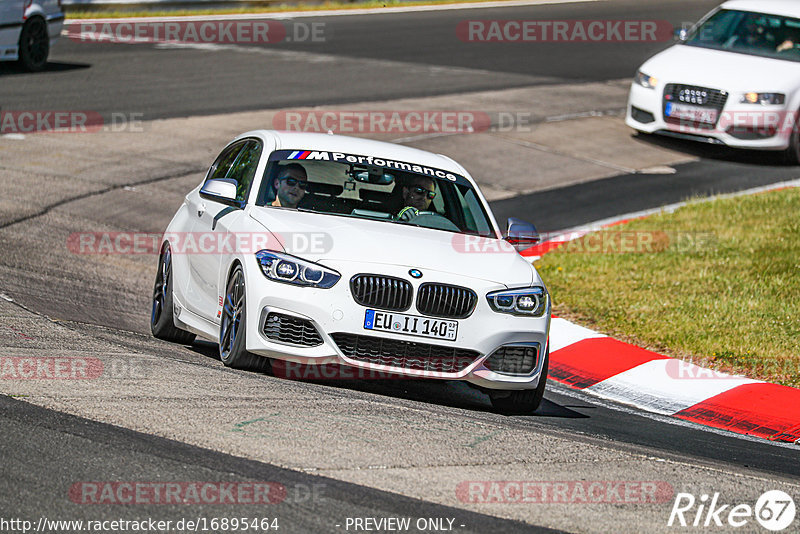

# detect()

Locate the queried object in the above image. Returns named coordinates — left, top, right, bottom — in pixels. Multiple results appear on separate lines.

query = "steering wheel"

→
left=396, top=207, right=460, bottom=232
left=396, top=206, right=419, bottom=221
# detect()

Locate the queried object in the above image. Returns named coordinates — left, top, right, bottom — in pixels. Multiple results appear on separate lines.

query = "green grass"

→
left=64, top=0, right=498, bottom=19
left=535, top=187, right=800, bottom=387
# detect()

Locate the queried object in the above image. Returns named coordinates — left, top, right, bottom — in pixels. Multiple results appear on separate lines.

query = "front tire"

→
left=490, top=348, right=549, bottom=414
left=17, top=17, right=49, bottom=72
left=219, top=265, right=270, bottom=372
left=151, top=244, right=196, bottom=344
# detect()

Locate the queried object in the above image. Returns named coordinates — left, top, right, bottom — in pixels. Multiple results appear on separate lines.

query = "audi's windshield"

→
left=685, top=9, right=800, bottom=62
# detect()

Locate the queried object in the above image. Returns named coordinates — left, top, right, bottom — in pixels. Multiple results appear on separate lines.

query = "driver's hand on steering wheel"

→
left=396, top=206, right=419, bottom=221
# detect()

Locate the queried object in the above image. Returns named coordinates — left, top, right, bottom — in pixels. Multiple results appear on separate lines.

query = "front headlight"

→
left=255, top=250, right=340, bottom=288
left=487, top=287, right=548, bottom=317
left=740, top=92, right=786, bottom=105
left=634, top=71, right=658, bottom=90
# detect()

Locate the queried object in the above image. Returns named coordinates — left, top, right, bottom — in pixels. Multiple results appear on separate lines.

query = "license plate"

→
left=364, top=309, right=458, bottom=341
left=665, top=102, right=718, bottom=124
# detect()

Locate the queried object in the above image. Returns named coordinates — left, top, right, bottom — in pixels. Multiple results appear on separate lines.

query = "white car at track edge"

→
left=0, top=0, right=64, bottom=71
left=151, top=130, right=551, bottom=413
left=626, top=0, right=800, bottom=163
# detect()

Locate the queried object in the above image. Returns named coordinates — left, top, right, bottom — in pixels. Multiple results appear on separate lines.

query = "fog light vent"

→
left=631, top=106, right=655, bottom=124
left=484, top=344, right=539, bottom=375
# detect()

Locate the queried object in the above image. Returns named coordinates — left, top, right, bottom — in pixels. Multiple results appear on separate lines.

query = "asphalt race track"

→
left=2, top=0, right=719, bottom=120
left=1, top=0, right=799, bottom=532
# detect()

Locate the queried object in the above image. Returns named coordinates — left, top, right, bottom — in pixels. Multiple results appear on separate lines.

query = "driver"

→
left=271, top=163, right=308, bottom=209
left=396, top=176, right=436, bottom=220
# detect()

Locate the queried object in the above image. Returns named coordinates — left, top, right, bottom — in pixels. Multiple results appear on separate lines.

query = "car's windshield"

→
left=256, top=150, right=496, bottom=237
left=685, top=9, right=800, bottom=62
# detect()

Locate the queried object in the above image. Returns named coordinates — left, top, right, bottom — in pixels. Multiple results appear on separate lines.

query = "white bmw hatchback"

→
left=626, top=0, right=800, bottom=163
left=151, top=131, right=551, bottom=413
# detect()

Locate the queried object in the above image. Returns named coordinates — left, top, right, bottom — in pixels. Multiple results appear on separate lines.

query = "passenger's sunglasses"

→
left=279, top=177, right=309, bottom=190
left=409, top=186, right=436, bottom=199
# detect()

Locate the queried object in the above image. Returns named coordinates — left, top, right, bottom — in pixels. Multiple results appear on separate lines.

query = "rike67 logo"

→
left=668, top=490, right=796, bottom=531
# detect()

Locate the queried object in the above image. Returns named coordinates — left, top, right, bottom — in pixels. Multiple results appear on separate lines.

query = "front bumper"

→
left=243, top=257, right=550, bottom=391
left=625, top=82, right=794, bottom=151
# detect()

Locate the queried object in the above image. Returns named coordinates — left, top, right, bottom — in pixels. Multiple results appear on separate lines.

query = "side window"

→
left=205, top=141, right=245, bottom=182
left=226, top=140, right=263, bottom=203
left=458, top=186, right=492, bottom=236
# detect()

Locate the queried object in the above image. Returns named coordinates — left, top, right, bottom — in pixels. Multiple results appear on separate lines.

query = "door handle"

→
left=197, top=202, right=206, bottom=217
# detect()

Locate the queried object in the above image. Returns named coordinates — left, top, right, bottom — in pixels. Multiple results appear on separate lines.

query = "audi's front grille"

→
left=350, top=274, right=412, bottom=311
left=331, top=333, right=479, bottom=374
left=262, top=313, right=323, bottom=347
left=416, top=283, right=477, bottom=319
left=484, top=344, right=539, bottom=375
left=663, top=84, right=728, bottom=129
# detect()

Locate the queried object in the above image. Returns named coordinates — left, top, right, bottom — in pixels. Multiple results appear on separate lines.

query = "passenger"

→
left=396, top=176, right=436, bottom=220
left=271, top=163, right=308, bottom=209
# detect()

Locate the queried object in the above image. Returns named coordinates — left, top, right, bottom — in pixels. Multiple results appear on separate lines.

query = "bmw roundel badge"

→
left=409, top=269, right=423, bottom=279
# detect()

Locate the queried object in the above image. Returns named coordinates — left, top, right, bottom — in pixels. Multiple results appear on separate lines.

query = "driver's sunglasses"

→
left=410, top=186, right=436, bottom=199
left=280, top=177, right=309, bottom=190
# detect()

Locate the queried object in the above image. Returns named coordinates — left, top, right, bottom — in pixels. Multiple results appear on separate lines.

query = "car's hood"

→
left=642, top=44, right=800, bottom=92
left=247, top=207, right=535, bottom=286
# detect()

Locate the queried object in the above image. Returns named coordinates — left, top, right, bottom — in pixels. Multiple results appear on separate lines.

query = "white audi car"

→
left=0, top=0, right=64, bottom=71
left=626, top=0, right=800, bottom=163
left=151, top=131, right=551, bottom=412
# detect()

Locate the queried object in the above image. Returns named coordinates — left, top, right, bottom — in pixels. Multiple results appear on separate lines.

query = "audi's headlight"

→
left=740, top=92, right=785, bottom=105
left=487, top=287, right=548, bottom=317
left=255, top=250, right=340, bottom=288
left=634, top=71, right=658, bottom=90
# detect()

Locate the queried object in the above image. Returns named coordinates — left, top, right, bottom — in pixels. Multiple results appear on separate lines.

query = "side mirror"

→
left=673, top=27, right=689, bottom=42
left=504, top=217, right=540, bottom=252
left=200, top=179, right=242, bottom=207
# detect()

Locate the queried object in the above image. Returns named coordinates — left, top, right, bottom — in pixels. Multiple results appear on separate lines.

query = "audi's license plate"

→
left=364, top=309, right=458, bottom=341
left=665, top=102, right=718, bottom=124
